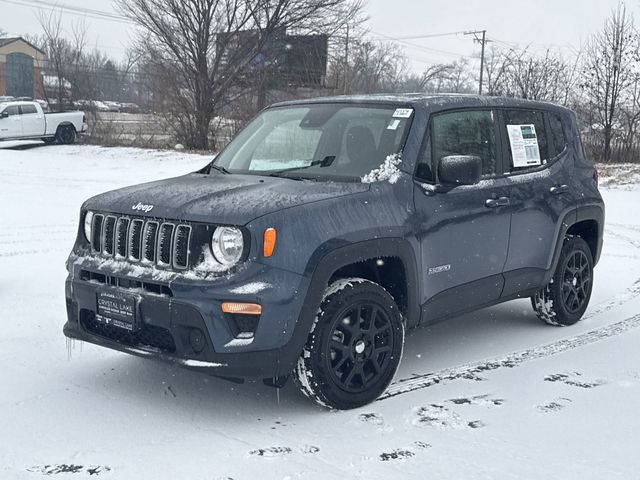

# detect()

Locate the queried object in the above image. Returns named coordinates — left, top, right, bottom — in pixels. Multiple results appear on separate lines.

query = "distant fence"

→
left=85, top=112, right=235, bottom=150
left=583, top=132, right=640, bottom=163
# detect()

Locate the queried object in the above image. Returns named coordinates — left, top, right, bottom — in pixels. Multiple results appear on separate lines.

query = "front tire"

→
left=532, top=236, right=594, bottom=326
left=294, top=278, right=404, bottom=410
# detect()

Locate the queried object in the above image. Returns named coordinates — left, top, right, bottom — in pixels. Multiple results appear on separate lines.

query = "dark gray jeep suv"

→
left=64, top=94, right=604, bottom=409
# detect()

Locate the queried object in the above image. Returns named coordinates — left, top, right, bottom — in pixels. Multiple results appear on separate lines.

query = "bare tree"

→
left=482, top=46, right=512, bottom=96
left=478, top=45, right=578, bottom=106
left=335, top=39, right=407, bottom=94
left=38, top=11, right=71, bottom=109
left=117, top=0, right=363, bottom=150
left=581, top=3, right=639, bottom=162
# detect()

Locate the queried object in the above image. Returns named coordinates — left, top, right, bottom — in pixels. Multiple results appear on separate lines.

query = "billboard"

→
left=217, top=29, right=328, bottom=88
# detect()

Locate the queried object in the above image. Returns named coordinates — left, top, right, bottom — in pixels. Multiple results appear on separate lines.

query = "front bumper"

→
left=64, top=254, right=311, bottom=380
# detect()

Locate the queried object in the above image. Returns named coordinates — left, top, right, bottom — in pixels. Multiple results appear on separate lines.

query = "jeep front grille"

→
left=91, top=214, right=192, bottom=270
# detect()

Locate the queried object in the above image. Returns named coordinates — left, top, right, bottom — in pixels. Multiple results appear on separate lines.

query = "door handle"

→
left=550, top=185, right=570, bottom=195
left=485, top=197, right=510, bottom=208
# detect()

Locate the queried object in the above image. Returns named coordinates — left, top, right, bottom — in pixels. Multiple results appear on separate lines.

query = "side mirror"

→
left=438, top=155, right=482, bottom=186
left=0, top=111, right=8, bottom=119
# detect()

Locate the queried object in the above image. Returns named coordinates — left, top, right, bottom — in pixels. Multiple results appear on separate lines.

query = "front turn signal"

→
left=263, top=227, right=277, bottom=257
left=221, top=302, right=262, bottom=315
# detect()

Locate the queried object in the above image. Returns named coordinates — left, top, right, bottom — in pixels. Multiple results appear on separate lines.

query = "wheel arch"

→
left=56, top=121, right=76, bottom=132
left=543, top=204, right=604, bottom=285
left=304, top=237, right=420, bottom=327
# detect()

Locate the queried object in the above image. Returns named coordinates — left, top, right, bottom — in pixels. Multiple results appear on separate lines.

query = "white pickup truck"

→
left=0, top=101, right=87, bottom=144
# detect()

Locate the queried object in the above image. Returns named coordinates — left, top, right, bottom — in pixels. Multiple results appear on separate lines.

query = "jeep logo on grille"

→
left=132, top=202, right=154, bottom=213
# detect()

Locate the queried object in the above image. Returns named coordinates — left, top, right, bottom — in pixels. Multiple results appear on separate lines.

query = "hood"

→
left=83, top=172, right=370, bottom=225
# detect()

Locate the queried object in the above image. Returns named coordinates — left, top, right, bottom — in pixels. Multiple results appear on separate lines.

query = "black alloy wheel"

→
left=532, top=236, right=594, bottom=326
left=561, top=250, right=591, bottom=314
left=295, top=278, right=405, bottom=409
left=326, top=302, right=395, bottom=393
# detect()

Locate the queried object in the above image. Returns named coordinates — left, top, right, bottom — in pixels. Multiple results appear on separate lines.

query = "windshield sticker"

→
left=506, top=124, right=541, bottom=167
left=387, top=119, right=401, bottom=130
left=392, top=108, right=413, bottom=119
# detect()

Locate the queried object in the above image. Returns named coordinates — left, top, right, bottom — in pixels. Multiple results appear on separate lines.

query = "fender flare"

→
left=275, top=237, right=420, bottom=378
left=542, top=203, right=604, bottom=285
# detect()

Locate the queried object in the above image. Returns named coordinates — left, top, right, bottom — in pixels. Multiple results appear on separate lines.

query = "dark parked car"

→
left=64, top=94, right=604, bottom=409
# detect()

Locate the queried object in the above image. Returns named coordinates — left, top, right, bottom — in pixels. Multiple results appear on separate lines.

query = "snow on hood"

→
left=83, top=172, right=369, bottom=225
left=361, top=154, right=402, bottom=184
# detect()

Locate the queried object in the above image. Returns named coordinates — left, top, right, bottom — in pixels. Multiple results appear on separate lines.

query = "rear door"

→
left=413, top=109, right=512, bottom=321
left=499, top=108, right=577, bottom=296
left=19, top=104, right=44, bottom=137
left=0, top=105, right=22, bottom=139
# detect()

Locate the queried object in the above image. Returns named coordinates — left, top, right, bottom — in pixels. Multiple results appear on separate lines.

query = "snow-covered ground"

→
left=1, top=143, right=639, bottom=479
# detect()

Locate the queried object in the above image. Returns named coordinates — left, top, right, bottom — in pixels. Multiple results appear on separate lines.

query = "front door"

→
left=0, top=105, right=22, bottom=139
left=413, top=109, right=511, bottom=322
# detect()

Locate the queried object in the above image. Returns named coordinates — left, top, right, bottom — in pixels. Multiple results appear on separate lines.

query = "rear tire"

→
left=531, top=236, right=594, bottom=326
left=294, top=278, right=404, bottom=410
left=56, top=125, right=76, bottom=144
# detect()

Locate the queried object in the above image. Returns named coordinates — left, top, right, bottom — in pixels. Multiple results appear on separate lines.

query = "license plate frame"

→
left=95, top=289, right=137, bottom=331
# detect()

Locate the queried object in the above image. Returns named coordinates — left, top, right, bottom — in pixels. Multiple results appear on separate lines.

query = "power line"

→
left=489, top=36, right=581, bottom=55
left=0, top=0, right=134, bottom=24
left=369, top=30, right=467, bottom=58
left=372, top=30, right=468, bottom=41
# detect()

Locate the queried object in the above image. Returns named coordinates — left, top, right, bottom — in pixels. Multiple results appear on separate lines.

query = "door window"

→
left=431, top=110, right=497, bottom=177
left=503, top=109, right=549, bottom=172
left=3, top=106, right=20, bottom=116
left=20, top=104, right=37, bottom=115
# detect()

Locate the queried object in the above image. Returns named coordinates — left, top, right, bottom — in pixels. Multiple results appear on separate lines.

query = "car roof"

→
left=0, top=101, right=35, bottom=107
left=269, top=93, right=572, bottom=115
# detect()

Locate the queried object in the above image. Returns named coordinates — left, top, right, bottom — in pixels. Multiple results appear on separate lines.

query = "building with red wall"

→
left=0, top=37, right=46, bottom=99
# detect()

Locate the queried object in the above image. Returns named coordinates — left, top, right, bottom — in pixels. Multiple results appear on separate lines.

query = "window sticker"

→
left=506, top=124, right=541, bottom=167
left=392, top=108, right=413, bottom=119
left=387, top=119, right=401, bottom=130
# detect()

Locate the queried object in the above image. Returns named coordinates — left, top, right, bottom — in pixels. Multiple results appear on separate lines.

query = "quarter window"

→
left=431, top=110, right=497, bottom=177
left=415, top=134, right=433, bottom=182
left=549, top=113, right=567, bottom=157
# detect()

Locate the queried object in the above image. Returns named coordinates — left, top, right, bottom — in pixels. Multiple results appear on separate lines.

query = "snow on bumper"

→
left=64, top=253, right=311, bottom=379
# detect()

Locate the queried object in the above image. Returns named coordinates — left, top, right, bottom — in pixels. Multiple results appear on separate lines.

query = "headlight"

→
left=211, top=226, right=244, bottom=266
left=83, top=211, right=94, bottom=242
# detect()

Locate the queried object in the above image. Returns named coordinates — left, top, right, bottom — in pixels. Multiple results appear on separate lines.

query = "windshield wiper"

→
left=266, top=156, right=336, bottom=177
left=267, top=171, right=307, bottom=181
left=209, top=164, right=231, bottom=174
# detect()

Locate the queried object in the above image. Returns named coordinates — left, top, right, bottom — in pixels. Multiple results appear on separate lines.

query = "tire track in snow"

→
left=382, top=226, right=640, bottom=400
left=608, top=230, right=640, bottom=249
left=381, top=312, right=640, bottom=400
left=0, top=247, right=69, bottom=258
left=0, top=232, right=76, bottom=245
left=608, top=222, right=640, bottom=233
left=0, top=225, right=75, bottom=236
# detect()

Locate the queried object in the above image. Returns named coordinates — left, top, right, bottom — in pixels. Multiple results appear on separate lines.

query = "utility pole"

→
left=465, top=30, right=490, bottom=95
left=344, top=23, right=350, bottom=95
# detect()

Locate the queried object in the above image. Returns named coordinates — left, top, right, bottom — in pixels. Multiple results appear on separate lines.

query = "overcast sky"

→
left=0, top=0, right=637, bottom=73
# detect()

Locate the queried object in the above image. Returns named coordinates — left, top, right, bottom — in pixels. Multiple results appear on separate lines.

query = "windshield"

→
left=212, top=103, right=413, bottom=180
